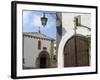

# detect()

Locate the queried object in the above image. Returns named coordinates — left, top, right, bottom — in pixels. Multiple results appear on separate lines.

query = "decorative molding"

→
left=23, top=34, right=55, bottom=41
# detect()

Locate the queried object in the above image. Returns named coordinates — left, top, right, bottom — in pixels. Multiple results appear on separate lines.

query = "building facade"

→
left=23, top=32, right=56, bottom=69
left=57, top=13, right=91, bottom=67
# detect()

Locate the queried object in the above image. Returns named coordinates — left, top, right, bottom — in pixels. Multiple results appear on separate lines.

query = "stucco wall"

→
left=58, top=13, right=91, bottom=67
left=23, top=36, right=52, bottom=68
left=62, top=13, right=91, bottom=37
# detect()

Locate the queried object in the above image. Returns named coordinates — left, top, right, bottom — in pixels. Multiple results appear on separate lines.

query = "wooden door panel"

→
left=64, top=36, right=90, bottom=67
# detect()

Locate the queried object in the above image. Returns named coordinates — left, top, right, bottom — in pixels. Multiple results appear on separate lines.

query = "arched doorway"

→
left=64, top=35, right=90, bottom=67
left=38, top=51, right=50, bottom=68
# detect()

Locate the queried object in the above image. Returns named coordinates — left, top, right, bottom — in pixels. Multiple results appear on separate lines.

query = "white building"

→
left=62, top=13, right=91, bottom=36
left=23, top=32, right=56, bottom=69
left=57, top=13, right=91, bottom=67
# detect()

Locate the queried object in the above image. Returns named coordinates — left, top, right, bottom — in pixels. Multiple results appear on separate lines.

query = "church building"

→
left=22, top=32, right=56, bottom=69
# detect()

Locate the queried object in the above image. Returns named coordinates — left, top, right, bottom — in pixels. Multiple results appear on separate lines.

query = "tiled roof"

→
left=23, top=32, right=55, bottom=41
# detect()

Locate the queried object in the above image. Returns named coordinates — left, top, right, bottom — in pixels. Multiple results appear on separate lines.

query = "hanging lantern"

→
left=41, top=12, right=48, bottom=27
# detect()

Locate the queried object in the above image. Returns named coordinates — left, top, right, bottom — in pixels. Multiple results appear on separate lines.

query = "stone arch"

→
left=37, top=51, right=50, bottom=68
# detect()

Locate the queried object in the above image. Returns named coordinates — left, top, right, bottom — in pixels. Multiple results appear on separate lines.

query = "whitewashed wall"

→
left=62, top=13, right=91, bottom=37
left=58, top=13, right=91, bottom=67
left=23, top=36, right=51, bottom=68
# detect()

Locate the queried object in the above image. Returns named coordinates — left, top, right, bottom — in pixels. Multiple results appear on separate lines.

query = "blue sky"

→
left=23, top=10, right=56, bottom=39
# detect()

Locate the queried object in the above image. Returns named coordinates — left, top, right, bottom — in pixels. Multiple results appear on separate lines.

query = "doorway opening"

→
left=38, top=51, right=50, bottom=68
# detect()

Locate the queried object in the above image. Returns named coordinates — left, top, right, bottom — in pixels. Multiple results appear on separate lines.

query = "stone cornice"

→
left=23, top=34, right=55, bottom=41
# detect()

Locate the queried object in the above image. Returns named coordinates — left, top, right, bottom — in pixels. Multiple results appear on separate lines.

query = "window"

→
left=38, top=40, right=41, bottom=50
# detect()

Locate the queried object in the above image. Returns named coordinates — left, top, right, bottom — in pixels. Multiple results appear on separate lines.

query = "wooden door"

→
left=64, top=35, right=90, bottom=67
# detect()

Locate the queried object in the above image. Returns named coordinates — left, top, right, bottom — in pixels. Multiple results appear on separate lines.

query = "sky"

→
left=23, top=10, right=56, bottom=39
